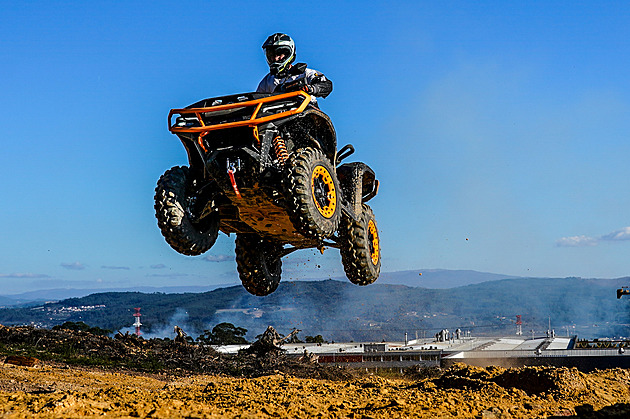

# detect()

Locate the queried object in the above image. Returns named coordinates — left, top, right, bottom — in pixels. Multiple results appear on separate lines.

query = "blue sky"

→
left=1, top=1, right=630, bottom=294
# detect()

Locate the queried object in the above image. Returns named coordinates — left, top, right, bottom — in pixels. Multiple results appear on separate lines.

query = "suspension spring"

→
left=273, top=135, right=289, bottom=165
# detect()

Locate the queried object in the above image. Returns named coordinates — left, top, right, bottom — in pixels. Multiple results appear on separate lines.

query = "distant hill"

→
left=1, top=277, right=628, bottom=342
left=0, top=269, right=517, bottom=305
left=0, top=295, right=20, bottom=308
left=0, top=284, right=237, bottom=306
left=377, top=269, right=521, bottom=288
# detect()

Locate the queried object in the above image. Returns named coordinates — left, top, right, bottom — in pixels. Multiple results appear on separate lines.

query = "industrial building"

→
left=216, top=334, right=630, bottom=372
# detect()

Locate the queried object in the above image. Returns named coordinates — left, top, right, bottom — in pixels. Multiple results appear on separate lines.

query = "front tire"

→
left=235, top=234, right=283, bottom=296
left=285, top=147, right=341, bottom=240
left=154, top=166, right=219, bottom=256
left=340, top=204, right=381, bottom=285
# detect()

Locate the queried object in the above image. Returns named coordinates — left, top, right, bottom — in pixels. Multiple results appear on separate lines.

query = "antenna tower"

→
left=133, top=307, right=142, bottom=336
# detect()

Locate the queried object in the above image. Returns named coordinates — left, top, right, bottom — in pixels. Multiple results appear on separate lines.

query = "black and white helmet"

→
left=262, top=33, right=296, bottom=76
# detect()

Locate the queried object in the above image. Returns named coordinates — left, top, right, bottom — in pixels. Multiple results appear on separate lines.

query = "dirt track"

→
left=0, top=362, right=629, bottom=418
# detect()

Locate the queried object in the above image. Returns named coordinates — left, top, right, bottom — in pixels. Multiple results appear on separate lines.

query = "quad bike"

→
left=155, top=89, right=380, bottom=296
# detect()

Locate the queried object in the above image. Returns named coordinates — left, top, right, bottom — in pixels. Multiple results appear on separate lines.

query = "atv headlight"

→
left=259, top=98, right=301, bottom=117
left=261, top=103, right=290, bottom=113
left=175, top=116, right=200, bottom=127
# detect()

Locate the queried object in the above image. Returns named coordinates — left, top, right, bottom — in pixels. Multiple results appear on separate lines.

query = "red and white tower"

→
left=516, top=315, right=522, bottom=336
left=133, top=307, right=142, bottom=336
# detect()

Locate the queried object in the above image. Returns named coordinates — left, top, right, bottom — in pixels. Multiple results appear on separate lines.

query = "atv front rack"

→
left=168, top=91, right=311, bottom=135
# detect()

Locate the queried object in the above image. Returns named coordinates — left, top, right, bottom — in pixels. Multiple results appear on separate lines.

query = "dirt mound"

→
left=435, top=363, right=589, bottom=397
left=493, top=366, right=588, bottom=397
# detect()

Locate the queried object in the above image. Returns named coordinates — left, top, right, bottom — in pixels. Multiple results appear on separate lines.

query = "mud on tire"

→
left=154, top=166, right=219, bottom=256
left=235, top=234, right=283, bottom=296
left=340, top=204, right=381, bottom=285
left=285, top=147, right=341, bottom=240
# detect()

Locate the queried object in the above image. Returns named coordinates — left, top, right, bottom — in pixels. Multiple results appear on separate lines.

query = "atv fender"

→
left=175, top=133, right=207, bottom=179
left=337, top=162, right=379, bottom=220
left=293, top=108, right=337, bottom=163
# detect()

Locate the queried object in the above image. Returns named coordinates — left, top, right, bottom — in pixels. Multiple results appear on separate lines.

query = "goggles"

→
left=265, top=46, right=292, bottom=62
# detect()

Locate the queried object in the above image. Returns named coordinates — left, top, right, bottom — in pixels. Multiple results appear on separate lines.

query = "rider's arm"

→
left=305, top=69, right=332, bottom=98
left=308, top=76, right=332, bottom=98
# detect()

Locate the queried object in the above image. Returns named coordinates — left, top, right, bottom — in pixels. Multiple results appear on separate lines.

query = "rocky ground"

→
left=0, top=326, right=629, bottom=418
left=1, top=362, right=629, bottom=418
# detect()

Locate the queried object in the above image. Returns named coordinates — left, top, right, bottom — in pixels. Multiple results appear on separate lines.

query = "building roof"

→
left=213, top=336, right=573, bottom=355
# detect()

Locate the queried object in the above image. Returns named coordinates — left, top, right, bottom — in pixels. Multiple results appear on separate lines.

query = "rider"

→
left=257, top=33, right=332, bottom=106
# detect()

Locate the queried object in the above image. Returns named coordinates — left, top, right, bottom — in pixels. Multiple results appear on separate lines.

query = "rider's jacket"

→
left=256, top=63, right=333, bottom=104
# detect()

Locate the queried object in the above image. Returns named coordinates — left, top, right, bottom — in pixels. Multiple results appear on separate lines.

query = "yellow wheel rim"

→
left=311, top=165, right=337, bottom=218
left=368, top=219, right=380, bottom=265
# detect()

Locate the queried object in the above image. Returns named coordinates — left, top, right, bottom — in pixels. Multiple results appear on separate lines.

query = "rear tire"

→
left=154, top=166, right=219, bottom=256
left=285, top=147, right=341, bottom=240
left=340, top=204, right=381, bottom=285
left=235, top=234, right=283, bottom=296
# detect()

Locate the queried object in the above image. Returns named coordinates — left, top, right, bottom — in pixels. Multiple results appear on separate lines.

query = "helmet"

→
left=262, top=33, right=296, bottom=75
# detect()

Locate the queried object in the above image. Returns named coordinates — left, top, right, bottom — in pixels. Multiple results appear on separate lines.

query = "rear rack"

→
left=168, top=91, right=311, bottom=134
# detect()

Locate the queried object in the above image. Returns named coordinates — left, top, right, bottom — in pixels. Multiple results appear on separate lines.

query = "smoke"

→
left=454, top=278, right=630, bottom=340
left=206, top=280, right=410, bottom=343
left=128, top=308, right=199, bottom=340
left=123, top=276, right=630, bottom=344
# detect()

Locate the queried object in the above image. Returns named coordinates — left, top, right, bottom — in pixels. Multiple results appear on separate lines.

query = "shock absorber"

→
left=273, top=135, right=289, bottom=165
